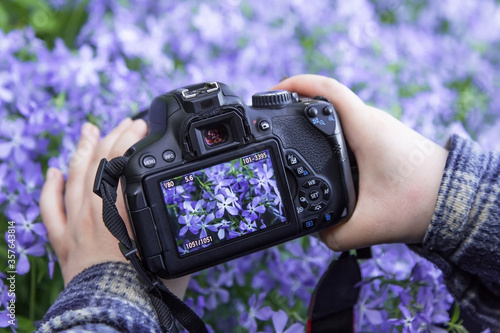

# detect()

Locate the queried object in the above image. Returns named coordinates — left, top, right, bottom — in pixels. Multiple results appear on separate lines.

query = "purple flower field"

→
left=1, top=0, right=499, bottom=331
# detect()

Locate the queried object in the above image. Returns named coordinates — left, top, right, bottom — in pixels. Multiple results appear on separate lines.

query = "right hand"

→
left=273, top=75, right=449, bottom=251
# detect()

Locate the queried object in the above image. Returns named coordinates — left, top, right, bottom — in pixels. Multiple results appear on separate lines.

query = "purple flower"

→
left=356, top=284, right=389, bottom=328
left=215, top=219, right=234, bottom=240
left=16, top=241, right=45, bottom=275
left=219, top=187, right=238, bottom=205
left=7, top=204, right=46, bottom=245
left=233, top=172, right=250, bottom=195
left=18, top=161, right=44, bottom=206
left=214, top=178, right=234, bottom=196
left=189, top=270, right=231, bottom=310
left=388, top=304, right=425, bottom=333
left=0, top=118, right=37, bottom=165
left=239, top=218, right=257, bottom=234
left=271, top=310, right=304, bottom=333
left=0, top=311, right=15, bottom=328
left=239, top=293, right=273, bottom=333
left=183, top=200, right=205, bottom=215
left=178, top=214, right=201, bottom=236
left=215, top=193, right=239, bottom=218
left=242, top=197, right=266, bottom=221
left=0, top=72, right=14, bottom=105
left=0, top=164, right=10, bottom=205
left=198, top=213, right=218, bottom=239
left=163, top=185, right=189, bottom=205
left=74, top=44, right=104, bottom=87
left=250, top=163, right=276, bottom=194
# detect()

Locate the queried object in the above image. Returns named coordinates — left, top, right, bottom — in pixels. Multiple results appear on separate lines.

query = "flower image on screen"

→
left=160, top=149, right=287, bottom=256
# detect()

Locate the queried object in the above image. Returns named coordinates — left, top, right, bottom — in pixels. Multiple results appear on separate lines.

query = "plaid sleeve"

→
left=411, top=134, right=500, bottom=329
left=36, top=261, right=163, bottom=333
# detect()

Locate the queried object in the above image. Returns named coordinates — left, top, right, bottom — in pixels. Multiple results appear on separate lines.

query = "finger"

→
left=272, top=74, right=373, bottom=151
left=106, top=119, right=148, bottom=223
left=84, top=119, right=147, bottom=214
left=83, top=117, right=135, bottom=205
left=40, top=168, right=67, bottom=244
left=272, top=74, right=365, bottom=113
left=68, top=123, right=100, bottom=175
left=93, top=117, right=133, bottom=161
left=66, top=123, right=100, bottom=204
left=107, top=119, right=148, bottom=160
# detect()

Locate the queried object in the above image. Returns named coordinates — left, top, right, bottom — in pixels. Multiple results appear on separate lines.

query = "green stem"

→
left=30, top=259, right=36, bottom=321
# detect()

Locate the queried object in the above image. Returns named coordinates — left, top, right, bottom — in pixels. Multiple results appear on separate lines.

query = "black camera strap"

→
left=307, top=248, right=370, bottom=333
left=307, top=146, right=367, bottom=333
left=93, top=156, right=208, bottom=333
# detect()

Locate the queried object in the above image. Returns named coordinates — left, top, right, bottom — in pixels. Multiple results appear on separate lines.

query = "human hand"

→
left=273, top=74, right=449, bottom=251
left=40, top=118, right=190, bottom=297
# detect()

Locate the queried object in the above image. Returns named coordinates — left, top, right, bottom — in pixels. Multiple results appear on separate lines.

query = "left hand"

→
left=40, top=119, right=190, bottom=297
left=40, top=118, right=146, bottom=285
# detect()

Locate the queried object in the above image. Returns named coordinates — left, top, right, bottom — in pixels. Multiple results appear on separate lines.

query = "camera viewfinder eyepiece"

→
left=204, top=126, right=228, bottom=146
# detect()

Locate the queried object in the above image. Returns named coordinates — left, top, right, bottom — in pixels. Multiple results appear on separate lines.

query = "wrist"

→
left=160, top=275, right=191, bottom=299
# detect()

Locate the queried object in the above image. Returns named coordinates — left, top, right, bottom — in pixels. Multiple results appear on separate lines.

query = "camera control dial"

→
left=252, top=90, right=292, bottom=109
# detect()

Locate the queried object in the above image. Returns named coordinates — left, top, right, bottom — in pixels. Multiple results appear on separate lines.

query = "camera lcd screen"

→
left=160, top=149, right=287, bottom=257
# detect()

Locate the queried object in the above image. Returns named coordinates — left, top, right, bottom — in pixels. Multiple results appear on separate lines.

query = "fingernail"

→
left=81, top=122, right=92, bottom=136
left=119, top=118, right=132, bottom=127
left=132, top=118, right=147, bottom=126
left=82, top=122, right=100, bottom=138
left=47, top=168, right=58, bottom=179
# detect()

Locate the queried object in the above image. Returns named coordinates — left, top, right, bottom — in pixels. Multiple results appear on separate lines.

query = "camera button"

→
left=321, top=183, right=331, bottom=200
left=302, top=218, right=317, bottom=230
left=302, top=178, right=320, bottom=188
left=309, top=190, right=320, bottom=201
left=142, top=155, right=156, bottom=168
left=162, top=150, right=176, bottom=162
left=286, top=153, right=300, bottom=166
left=259, top=120, right=271, bottom=131
left=306, top=106, right=318, bottom=117
left=323, top=106, right=334, bottom=115
left=294, top=166, right=310, bottom=177
left=322, top=211, right=335, bottom=224
left=309, top=202, right=326, bottom=212
left=298, top=190, right=309, bottom=207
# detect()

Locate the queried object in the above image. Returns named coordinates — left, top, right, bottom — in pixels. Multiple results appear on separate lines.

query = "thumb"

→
left=272, top=74, right=375, bottom=152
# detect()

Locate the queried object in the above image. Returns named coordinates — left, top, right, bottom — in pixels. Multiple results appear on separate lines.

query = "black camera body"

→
left=122, top=82, right=357, bottom=278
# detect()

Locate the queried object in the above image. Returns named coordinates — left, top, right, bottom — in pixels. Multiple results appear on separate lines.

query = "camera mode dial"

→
left=252, top=90, right=292, bottom=109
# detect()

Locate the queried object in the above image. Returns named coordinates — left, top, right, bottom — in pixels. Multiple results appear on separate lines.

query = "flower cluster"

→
left=1, top=0, right=499, bottom=331
left=357, top=245, right=455, bottom=332
left=161, top=152, right=285, bottom=255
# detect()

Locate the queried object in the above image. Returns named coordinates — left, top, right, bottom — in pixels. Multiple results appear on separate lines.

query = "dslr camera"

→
left=122, top=82, right=357, bottom=278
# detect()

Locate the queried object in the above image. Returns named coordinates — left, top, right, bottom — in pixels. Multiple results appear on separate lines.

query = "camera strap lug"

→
left=93, top=158, right=119, bottom=198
